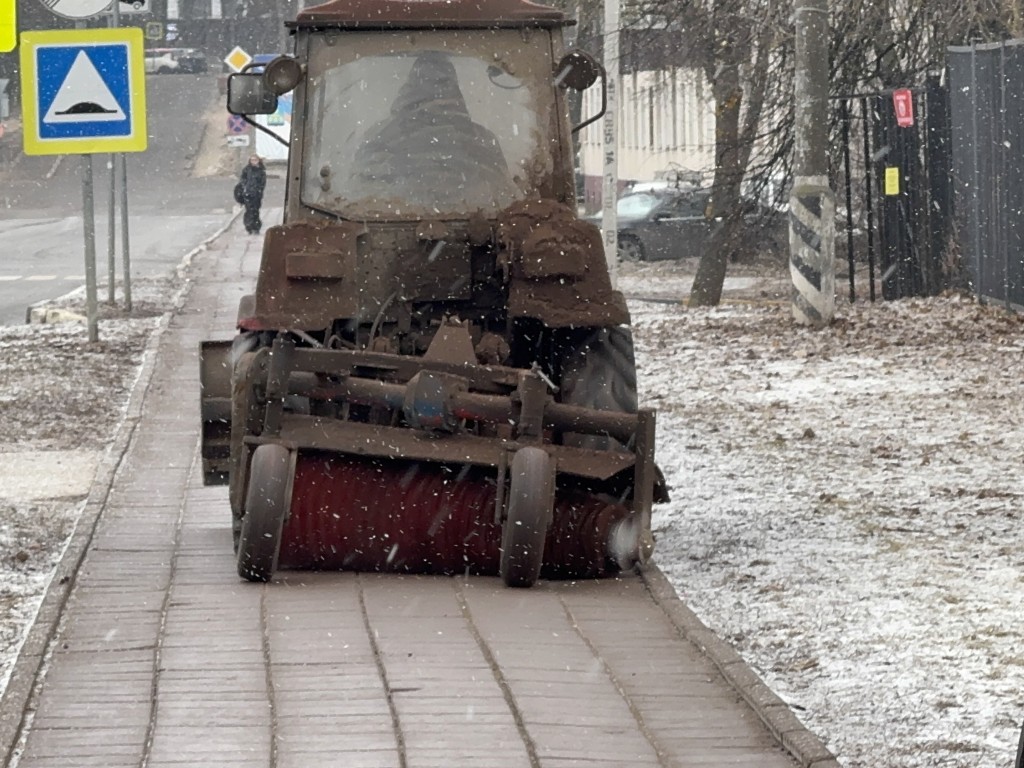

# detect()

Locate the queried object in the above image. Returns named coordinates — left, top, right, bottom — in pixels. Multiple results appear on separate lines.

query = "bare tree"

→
left=575, top=0, right=1017, bottom=306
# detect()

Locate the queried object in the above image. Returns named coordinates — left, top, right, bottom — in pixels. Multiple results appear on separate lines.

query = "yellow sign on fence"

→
left=884, top=167, right=901, bottom=196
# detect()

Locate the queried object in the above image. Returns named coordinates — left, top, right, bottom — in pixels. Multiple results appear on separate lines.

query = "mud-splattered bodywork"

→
left=200, top=0, right=660, bottom=586
left=238, top=0, right=627, bottom=337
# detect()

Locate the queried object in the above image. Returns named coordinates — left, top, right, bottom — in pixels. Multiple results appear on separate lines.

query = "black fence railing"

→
left=948, top=39, right=1024, bottom=309
left=834, top=79, right=954, bottom=303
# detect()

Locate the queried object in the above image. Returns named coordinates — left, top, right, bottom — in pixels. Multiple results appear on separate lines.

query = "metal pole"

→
left=840, top=99, right=855, bottom=302
left=120, top=154, right=132, bottom=311
left=73, top=18, right=99, bottom=342
left=861, top=97, right=877, bottom=302
left=107, top=155, right=116, bottom=304
left=601, top=0, right=619, bottom=287
left=970, top=43, right=981, bottom=302
left=82, top=154, right=99, bottom=343
left=106, top=2, right=120, bottom=305
left=110, top=0, right=126, bottom=309
left=1000, top=42, right=1009, bottom=309
left=789, top=0, right=835, bottom=327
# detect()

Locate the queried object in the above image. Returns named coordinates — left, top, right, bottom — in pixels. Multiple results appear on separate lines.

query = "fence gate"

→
left=835, top=79, right=953, bottom=302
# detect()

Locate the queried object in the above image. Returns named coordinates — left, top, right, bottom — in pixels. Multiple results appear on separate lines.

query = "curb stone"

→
left=640, top=565, right=841, bottom=768
left=0, top=209, right=241, bottom=768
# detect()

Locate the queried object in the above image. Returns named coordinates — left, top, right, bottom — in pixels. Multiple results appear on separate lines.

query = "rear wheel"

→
left=559, top=327, right=638, bottom=451
left=237, top=444, right=291, bottom=582
left=229, top=348, right=264, bottom=551
left=500, top=447, right=555, bottom=588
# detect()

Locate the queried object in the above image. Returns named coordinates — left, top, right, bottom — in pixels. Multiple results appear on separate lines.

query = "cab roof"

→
left=289, top=0, right=570, bottom=31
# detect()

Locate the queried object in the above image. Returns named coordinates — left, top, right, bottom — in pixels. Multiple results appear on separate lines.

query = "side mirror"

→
left=555, top=50, right=602, bottom=91
left=560, top=50, right=607, bottom=135
left=227, top=72, right=278, bottom=116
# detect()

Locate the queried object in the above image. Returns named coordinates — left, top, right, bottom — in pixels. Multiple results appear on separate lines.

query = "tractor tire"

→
left=237, top=443, right=291, bottom=583
left=229, top=349, right=263, bottom=550
left=559, top=327, right=639, bottom=451
left=500, top=447, right=554, bottom=588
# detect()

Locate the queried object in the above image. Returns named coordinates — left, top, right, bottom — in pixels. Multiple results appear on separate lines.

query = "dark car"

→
left=175, top=48, right=208, bottom=74
left=590, top=186, right=715, bottom=262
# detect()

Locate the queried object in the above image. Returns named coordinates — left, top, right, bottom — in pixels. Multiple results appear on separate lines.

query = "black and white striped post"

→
left=790, top=0, right=834, bottom=327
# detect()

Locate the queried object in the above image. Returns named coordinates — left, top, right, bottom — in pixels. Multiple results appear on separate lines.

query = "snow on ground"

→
left=0, top=280, right=173, bottom=693
left=0, top=255, right=1022, bottom=767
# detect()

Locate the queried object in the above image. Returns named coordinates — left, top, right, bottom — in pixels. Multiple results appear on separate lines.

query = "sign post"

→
left=601, top=0, right=619, bottom=287
left=106, top=0, right=119, bottom=306
left=20, top=27, right=147, bottom=340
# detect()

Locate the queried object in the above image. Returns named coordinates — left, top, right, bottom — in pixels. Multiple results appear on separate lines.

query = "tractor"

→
left=199, top=0, right=665, bottom=587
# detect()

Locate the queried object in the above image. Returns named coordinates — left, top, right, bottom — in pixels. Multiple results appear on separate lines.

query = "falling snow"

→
left=0, top=259, right=1022, bottom=767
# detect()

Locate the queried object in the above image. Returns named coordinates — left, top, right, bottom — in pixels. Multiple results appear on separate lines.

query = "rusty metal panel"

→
left=251, top=221, right=363, bottom=330
left=292, top=0, right=569, bottom=30
left=272, top=415, right=636, bottom=480
left=199, top=340, right=233, bottom=485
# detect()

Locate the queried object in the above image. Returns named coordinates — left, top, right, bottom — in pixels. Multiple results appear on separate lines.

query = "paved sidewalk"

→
left=2, top=219, right=837, bottom=768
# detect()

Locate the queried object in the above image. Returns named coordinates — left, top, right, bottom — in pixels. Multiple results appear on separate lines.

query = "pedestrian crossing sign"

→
left=20, top=28, right=147, bottom=155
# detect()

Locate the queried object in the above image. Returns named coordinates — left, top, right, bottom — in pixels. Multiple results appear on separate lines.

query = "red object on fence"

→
left=893, top=89, right=914, bottom=128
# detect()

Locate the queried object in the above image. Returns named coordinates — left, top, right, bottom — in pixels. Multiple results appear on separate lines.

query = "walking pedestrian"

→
left=238, top=154, right=266, bottom=235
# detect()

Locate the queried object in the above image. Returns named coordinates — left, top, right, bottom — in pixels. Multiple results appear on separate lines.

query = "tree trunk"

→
left=688, top=59, right=745, bottom=307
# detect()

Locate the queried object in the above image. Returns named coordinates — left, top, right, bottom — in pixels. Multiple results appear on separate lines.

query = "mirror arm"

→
left=242, top=115, right=289, bottom=148
left=571, top=70, right=607, bottom=135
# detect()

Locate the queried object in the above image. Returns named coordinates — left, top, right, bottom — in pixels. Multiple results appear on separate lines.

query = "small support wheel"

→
left=500, top=447, right=555, bottom=588
left=237, top=443, right=291, bottom=582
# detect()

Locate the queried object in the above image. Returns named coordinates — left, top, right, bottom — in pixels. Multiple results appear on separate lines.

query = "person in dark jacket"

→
left=351, top=52, right=513, bottom=207
left=238, top=154, right=267, bottom=235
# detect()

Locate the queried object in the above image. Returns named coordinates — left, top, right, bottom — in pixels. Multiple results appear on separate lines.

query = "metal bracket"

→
left=494, top=446, right=511, bottom=525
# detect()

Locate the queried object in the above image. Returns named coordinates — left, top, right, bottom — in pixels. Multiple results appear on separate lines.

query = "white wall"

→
left=578, top=66, right=715, bottom=208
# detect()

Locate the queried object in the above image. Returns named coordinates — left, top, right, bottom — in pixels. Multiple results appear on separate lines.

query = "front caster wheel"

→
left=237, top=443, right=291, bottom=582
left=500, top=447, right=555, bottom=588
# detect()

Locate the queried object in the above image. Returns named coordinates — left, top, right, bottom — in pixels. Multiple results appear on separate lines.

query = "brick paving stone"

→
left=6, top=219, right=827, bottom=768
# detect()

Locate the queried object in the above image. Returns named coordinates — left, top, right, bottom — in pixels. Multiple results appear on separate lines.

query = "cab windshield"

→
left=302, top=30, right=555, bottom=221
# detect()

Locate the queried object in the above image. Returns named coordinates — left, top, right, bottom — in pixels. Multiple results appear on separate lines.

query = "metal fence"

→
left=948, top=39, right=1024, bottom=309
left=834, top=79, right=954, bottom=303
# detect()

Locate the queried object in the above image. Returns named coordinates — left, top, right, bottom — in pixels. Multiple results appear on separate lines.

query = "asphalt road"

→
left=0, top=72, right=242, bottom=325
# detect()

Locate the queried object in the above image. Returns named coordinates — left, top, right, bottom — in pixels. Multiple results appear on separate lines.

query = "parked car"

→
left=590, top=186, right=715, bottom=262
left=144, top=48, right=208, bottom=75
left=175, top=48, right=208, bottom=74
left=144, top=49, right=180, bottom=74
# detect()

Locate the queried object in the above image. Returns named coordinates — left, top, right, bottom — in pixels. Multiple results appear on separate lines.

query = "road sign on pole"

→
left=224, top=45, right=252, bottom=73
left=113, top=0, right=149, bottom=14
left=20, top=28, right=148, bottom=155
left=0, top=0, right=16, bottom=53
left=38, top=0, right=112, bottom=20
left=227, top=114, right=247, bottom=135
